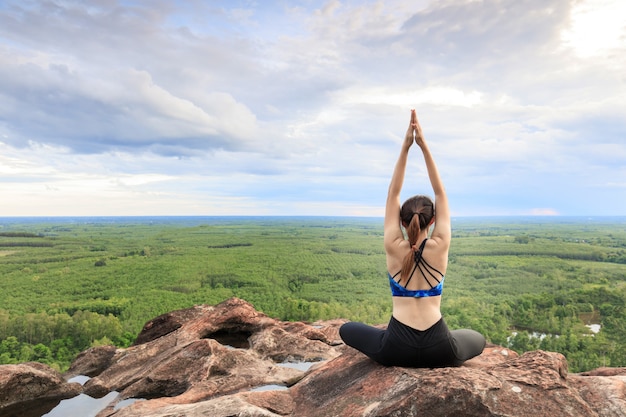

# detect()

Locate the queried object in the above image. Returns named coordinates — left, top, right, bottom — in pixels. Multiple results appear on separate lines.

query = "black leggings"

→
left=339, top=316, right=486, bottom=368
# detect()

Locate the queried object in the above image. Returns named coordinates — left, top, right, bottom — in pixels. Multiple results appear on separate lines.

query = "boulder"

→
left=0, top=362, right=82, bottom=417
left=64, top=298, right=340, bottom=413
left=66, top=344, right=118, bottom=378
left=93, top=298, right=625, bottom=417
left=8, top=297, right=625, bottom=417
left=99, top=343, right=626, bottom=417
left=132, top=304, right=210, bottom=346
left=290, top=349, right=588, bottom=417
left=102, top=346, right=626, bottom=417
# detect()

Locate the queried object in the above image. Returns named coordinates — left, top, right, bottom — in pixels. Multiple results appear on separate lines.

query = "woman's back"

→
left=387, top=237, right=448, bottom=330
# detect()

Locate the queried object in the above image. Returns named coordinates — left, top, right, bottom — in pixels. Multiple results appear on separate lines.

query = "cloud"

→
left=0, top=0, right=624, bottom=216
left=0, top=49, right=262, bottom=155
left=561, top=0, right=626, bottom=57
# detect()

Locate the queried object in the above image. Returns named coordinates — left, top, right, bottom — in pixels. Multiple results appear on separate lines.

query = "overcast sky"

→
left=0, top=0, right=624, bottom=217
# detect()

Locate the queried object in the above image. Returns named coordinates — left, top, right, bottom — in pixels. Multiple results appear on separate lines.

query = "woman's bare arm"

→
left=414, top=117, right=451, bottom=248
left=384, top=110, right=417, bottom=254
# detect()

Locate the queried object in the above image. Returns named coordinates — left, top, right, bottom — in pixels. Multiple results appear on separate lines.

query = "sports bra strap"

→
left=392, top=238, right=443, bottom=290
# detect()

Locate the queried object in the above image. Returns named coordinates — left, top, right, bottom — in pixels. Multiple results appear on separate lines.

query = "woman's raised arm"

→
left=414, top=116, right=450, bottom=247
left=384, top=110, right=417, bottom=253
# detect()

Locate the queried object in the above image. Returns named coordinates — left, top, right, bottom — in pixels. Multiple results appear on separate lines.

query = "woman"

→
left=339, top=109, right=486, bottom=367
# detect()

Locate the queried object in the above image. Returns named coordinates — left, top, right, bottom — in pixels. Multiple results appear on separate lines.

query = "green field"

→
left=1, top=216, right=625, bottom=372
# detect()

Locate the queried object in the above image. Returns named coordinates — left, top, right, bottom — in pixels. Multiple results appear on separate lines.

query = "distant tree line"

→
left=0, top=232, right=42, bottom=238
left=0, top=242, right=54, bottom=247
left=0, top=310, right=133, bottom=370
left=207, top=243, right=253, bottom=249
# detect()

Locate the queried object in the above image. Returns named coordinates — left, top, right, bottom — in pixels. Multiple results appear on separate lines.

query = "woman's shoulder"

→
left=385, top=239, right=410, bottom=270
left=384, top=231, right=410, bottom=253
left=426, top=234, right=450, bottom=251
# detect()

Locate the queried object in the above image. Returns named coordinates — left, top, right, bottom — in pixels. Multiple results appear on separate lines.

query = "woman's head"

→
left=400, top=195, right=434, bottom=233
left=399, top=195, right=435, bottom=281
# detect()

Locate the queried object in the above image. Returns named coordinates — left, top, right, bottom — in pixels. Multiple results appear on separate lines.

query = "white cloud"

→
left=0, top=0, right=624, bottom=216
left=333, top=86, right=483, bottom=108
left=561, top=0, right=626, bottom=58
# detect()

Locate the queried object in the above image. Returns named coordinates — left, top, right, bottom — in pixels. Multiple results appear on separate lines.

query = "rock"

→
left=0, top=362, right=82, bottom=417
left=103, top=344, right=626, bottom=417
left=464, top=344, right=519, bottom=367
left=8, top=298, right=625, bottom=417
left=579, top=367, right=626, bottom=377
left=101, top=390, right=295, bottom=417
left=569, top=372, right=626, bottom=417
left=249, top=325, right=337, bottom=362
left=132, top=305, right=209, bottom=346
left=67, top=298, right=339, bottom=411
left=290, top=349, right=590, bottom=417
left=65, top=344, right=118, bottom=378
left=310, top=318, right=349, bottom=346
left=93, top=298, right=625, bottom=417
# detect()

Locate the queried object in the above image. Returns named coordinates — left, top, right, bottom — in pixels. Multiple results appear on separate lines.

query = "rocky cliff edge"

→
left=1, top=297, right=625, bottom=417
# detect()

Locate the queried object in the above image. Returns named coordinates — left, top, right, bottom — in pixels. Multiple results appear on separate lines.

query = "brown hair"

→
left=399, top=195, right=435, bottom=282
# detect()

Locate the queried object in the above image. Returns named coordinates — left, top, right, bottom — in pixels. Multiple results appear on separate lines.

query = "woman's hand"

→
left=412, top=111, right=426, bottom=148
left=404, top=109, right=417, bottom=149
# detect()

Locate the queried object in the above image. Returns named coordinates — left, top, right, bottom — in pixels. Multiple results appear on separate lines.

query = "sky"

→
left=0, top=0, right=625, bottom=217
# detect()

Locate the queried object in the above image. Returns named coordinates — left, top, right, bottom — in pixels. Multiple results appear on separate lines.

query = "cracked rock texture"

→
left=2, top=298, right=625, bottom=417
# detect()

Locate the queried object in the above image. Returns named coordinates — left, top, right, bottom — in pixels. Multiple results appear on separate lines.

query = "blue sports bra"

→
left=389, top=238, right=445, bottom=298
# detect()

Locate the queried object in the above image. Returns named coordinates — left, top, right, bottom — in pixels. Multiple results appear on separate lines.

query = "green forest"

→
left=1, top=216, right=625, bottom=373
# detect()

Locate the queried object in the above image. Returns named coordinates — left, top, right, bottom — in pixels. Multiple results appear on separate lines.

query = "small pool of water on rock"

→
left=250, top=384, right=288, bottom=392
left=278, top=361, right=318, bottom=371
left=114, top=398, right=146, bottom=410
left=42, top=376, right=145, bottom=417
left=68, top=375, right=91, bottom=385
left=42, top=392, right=119, bottom=417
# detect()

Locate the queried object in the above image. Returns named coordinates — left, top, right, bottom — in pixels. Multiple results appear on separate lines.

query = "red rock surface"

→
left=4, top=298, right=625, bottom=416
left=0, top=362, right=82, bottom=417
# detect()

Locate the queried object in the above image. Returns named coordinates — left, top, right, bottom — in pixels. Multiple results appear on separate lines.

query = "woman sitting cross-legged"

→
left=339, top=109, right=486, bottom=368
